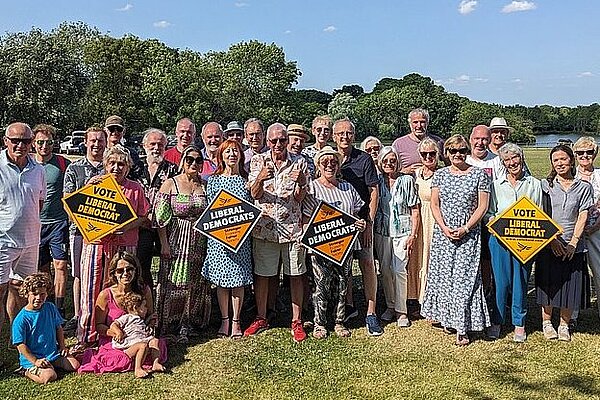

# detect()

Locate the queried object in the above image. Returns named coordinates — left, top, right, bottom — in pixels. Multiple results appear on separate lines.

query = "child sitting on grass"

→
left=110, top=292, right=165, bottom=378
left=12, top=272, right=80, bottom=384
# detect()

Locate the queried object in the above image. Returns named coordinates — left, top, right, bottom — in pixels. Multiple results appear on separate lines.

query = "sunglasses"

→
left=448, top=147, right=469, bottom=155
left=420, top=151, right=437, bottom=158
left=382, top=158, right=397, bottom=165
left=268, top=138, right=288, bottom=145
left=35, top=139, right=55, bottom=146
left=184, top=156, right=203, bottom=165
left=5, top=137, right=33, bottom=145
left=575, top=150, right=595, bottom=156
left=366, top=146, right=381, bottom=153
left=320, top=159, right=339, bottom=166
left=107, top=125, right=124, bottom=133
left=114, top=267, right=135, bottom=275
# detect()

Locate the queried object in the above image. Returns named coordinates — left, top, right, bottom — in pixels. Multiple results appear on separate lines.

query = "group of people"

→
left=1, top=107, right=599, bottom=383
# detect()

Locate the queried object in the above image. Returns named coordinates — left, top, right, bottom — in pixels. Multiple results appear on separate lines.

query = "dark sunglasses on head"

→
left=107, top=125, right=124, bottom=133
left=575, top=150, right=595, bottom=156
left=268, top=138, right=288, bottom=145
left=420, top=151, right=437, bottom=158
left=5, top=137, right=33, bottom=145
left=114, top=266, right=136, bottom=275
left=184, top=156, right=203, bottom=165
left=448, top=147, right=469, bottom=155
left=36, top=139, right=54, bottom=146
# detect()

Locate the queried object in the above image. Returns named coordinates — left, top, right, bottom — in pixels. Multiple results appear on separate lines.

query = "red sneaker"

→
left=243, top=317, right=269, bottom=337
left=291, top=319, right=307, bottom=343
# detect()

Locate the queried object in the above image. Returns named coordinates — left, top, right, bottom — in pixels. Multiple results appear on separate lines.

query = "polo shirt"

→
left=339, top=147, right=379, bottom=219
left=38, top=154, right=70, bottom=223
left=163, top=146, right=183, bottom=166
left=0, top=150, right=46, bottom=247
left=392, top=133, right=445, bottom=168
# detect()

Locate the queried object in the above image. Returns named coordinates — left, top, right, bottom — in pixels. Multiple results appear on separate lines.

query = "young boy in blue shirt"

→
left=12, top=272, right=79, bottom=383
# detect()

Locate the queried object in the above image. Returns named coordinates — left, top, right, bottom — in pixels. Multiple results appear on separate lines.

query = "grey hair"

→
left=201, top=121, right=223, bottom=136
left=142, top=128, right=167, bottom=145
left=244, top=118, right=264, bottom=133
left=360, top=136, right=382, bottom=151
left=266, top=122, right=287, bottom=139
left=104, top=144, right=133, bottom=168
left=418, top=137, right=439, bottom=153
left=377, top=146, right=399, bottom=174
left=407, top=108, right=430, bottom=124
left=498, top=143, right=524, bottom=161
left=332, top=118, right=355, bottom=133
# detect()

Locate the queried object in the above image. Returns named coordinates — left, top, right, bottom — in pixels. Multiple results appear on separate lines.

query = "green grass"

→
left=2, top=147, right=600, bottom=399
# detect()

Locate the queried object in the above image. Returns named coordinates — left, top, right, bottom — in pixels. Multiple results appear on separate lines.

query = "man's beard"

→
left=147, top=154, right=163, bottom=164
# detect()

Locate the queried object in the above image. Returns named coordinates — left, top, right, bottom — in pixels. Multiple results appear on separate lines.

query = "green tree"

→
left=333, top=84, right=364, bottom=99
left=328, top=93, right=358, bottom=122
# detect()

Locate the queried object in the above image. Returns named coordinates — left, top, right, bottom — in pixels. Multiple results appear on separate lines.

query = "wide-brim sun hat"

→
left=287, top=123, right=310, bottom=141
left=489, top=117, right=513, bottom=132
left=313, top=145, right=343, bottom=166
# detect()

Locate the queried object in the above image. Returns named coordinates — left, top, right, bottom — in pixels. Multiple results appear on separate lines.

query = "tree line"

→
left=1, top=22, right=598, bottom=144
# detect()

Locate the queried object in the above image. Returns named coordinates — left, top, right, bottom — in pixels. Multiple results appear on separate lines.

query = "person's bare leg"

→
left=73, top=277, right=81, bottom=317
left=125, top=342, right=149, bottom=378
left=25, top=365, right=57, bottom=384
left=267, top=275, right=279, bottom=313
left=216, top=287, right=230, bottom=335
left=254, top=276, right=269, bottom=319
left=231, top=287, right=244, bottom=336
left=148, top=338, right=165, bottom=372
left=359, top=258, right=377, bottom=315
left=53, top=259, right=68, bottom=301
left=290, top=275, right=304, bottom=321
left=541, top=305, right=553, bottom=323
left=7, top=280, right=25, bottom=322
left=53, top=354, right=80, bottom=372
left=559, top=308, right=572, bottom=326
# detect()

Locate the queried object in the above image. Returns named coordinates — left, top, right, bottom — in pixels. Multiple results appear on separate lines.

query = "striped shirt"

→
left=303, top=179, right=364, bottom=219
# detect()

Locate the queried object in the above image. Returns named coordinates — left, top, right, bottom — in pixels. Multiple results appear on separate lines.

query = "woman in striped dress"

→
left=155, top=145, right=211, bottom=343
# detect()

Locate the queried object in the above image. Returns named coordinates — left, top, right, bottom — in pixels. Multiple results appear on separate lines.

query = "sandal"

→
left=312, top=325, right=328, bottom=339
left=455, top=333, right=470, bottom=346
left=334, top=324, right=351, bottom=338
left=230, top=319, right=243, bottom=339
left=217, top=317, right=229, bottom=339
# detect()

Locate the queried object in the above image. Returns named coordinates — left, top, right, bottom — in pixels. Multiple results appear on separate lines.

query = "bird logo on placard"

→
left=86, top=222, right=101, bottom=233
left=516, top=242, right=532, bottom=252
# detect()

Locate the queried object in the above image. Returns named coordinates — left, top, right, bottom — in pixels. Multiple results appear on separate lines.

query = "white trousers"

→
left=374, top=233, right=409, bottom=314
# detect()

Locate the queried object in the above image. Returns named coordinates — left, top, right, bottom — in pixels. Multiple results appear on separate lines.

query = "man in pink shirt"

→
left=163, top=118, right=196, bottom=166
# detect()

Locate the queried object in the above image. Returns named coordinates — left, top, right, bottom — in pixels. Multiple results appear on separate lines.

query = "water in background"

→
left=533, top=133, right=597, bottom=148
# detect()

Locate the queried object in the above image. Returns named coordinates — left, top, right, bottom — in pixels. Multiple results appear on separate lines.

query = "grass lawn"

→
left=2, top=147, right=600, bottom=399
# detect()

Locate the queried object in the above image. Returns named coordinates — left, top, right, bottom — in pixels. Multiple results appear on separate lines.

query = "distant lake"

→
left=531, top=133, right=597, bottom=148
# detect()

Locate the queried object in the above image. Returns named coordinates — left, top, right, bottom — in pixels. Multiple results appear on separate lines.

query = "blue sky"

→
left=1, top=1, right=599, bottom=107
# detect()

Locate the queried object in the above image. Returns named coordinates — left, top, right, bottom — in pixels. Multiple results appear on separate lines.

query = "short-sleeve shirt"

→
left=374, top=174, right=420, bottom=237
left=244, top=146, right=268, bottom=173
left=487, top=174, right=543, bottom=221
left=248, top=151, right=308, bottom=243
left=303, top=179, right=364, bottom=218
left=63, top=157, right=104, bottom=236
left=542, top=178, right=593, bottom=253
left=0, top=151, right=46, bottom=248
left=39, top=154, right=70, bottom=223
left=201, top=148, right=218, bottom=181
left=392, top=133, right=445, bottom=169
left=12, top=302, right=64, bottom=369
left=135, top=159, right=178, bottom=225
left=339, top=147, right=379, bottom=220
left=163, top=147, right=182, bottom=166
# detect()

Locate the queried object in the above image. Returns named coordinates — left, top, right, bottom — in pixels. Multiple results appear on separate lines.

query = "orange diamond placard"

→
left=62, top=174, right=137, bottom=244
left=194, top=189, right=261, bottom=252
left=487, top=195, right=562, bottom=264
left=301, top=201, right=360, bottom=266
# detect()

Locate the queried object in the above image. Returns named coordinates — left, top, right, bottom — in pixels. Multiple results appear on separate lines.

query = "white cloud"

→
left=323, top=25, right=337, bottom=33
left=116, top=3, right=133, bottom=12
left=502, top=1, right=536, bottom=13
left=578, top=71, right=594, bottom=78
left=234, top=2, right=248, bottom=7
left=458, top=1, right=477, bottom=15
left=153, top=20, right=171, bottom=28
left=455, top=74, right=471, bottom=84
left=475, top=77, right=489, bottom=83
left=511, top=78, right=522, bottom=83
left=284, top=30, right=292, bottom=34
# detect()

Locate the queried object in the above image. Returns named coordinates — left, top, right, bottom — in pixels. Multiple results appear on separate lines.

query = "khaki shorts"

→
left=253, top=238, right=306, bottom=277
left=0, top=244, right=39, bottom=284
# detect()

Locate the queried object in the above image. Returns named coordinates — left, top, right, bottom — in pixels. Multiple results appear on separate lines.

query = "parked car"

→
left=60, top=131, right=85, bottom=155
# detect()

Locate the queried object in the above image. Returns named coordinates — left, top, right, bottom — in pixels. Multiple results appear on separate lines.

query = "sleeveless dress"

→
left=202, top=174, right=253, bottom=288
left=414, top=167, right=435, bottom=303
left=154, top=177, right=211, bottom=335
left=78, top=287, right=167, bottom=374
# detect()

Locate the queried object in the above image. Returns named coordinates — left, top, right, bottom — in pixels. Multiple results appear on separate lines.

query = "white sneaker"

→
left=397, top=315, right=411, bottom=328
left=381, top=308, right=396, bottom=322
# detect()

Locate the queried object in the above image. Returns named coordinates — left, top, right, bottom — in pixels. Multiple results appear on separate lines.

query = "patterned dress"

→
left=202, top=174, right=253, bottom=288
left=421, top=166, right=491, bottom=335
left=154, top=178, right=211, bottom=335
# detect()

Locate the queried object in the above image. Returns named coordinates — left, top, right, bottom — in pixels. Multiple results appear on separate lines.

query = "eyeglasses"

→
left=4, top=137, right=33, bottom=145
left=247, top=131, right=263, bottom=137
left=320, top=159, right=339, bottom=167
left=35, top=139, right=55, bottom=146
left=315, top=127, right=331, bottom=133
left=114, top=267, right=135, bottom=275
left=268, top=138, right=288, bottom=145
left=107, top=125, right=124, bottom=133
left=420, top=151, right=437, bottom=158
left=382, top=158, right=397, bottom=165
left=575, top=150, right=595, bottom=156
left=447, top=147, right=469, bottom=155
left=365, top=146, right=381, bottom=153
left=334, top=131, right=354, bottom=137
left=184, top=156, right=203, bottom=165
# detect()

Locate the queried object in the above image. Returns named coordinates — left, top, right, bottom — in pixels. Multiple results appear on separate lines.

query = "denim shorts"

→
left=39, top=220, right=69, bottom=265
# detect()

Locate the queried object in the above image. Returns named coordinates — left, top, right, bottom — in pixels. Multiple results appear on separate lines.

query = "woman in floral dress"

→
left=421, top=134, right=491, bottom=346
left=155, top=145, right=211, bottom=343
